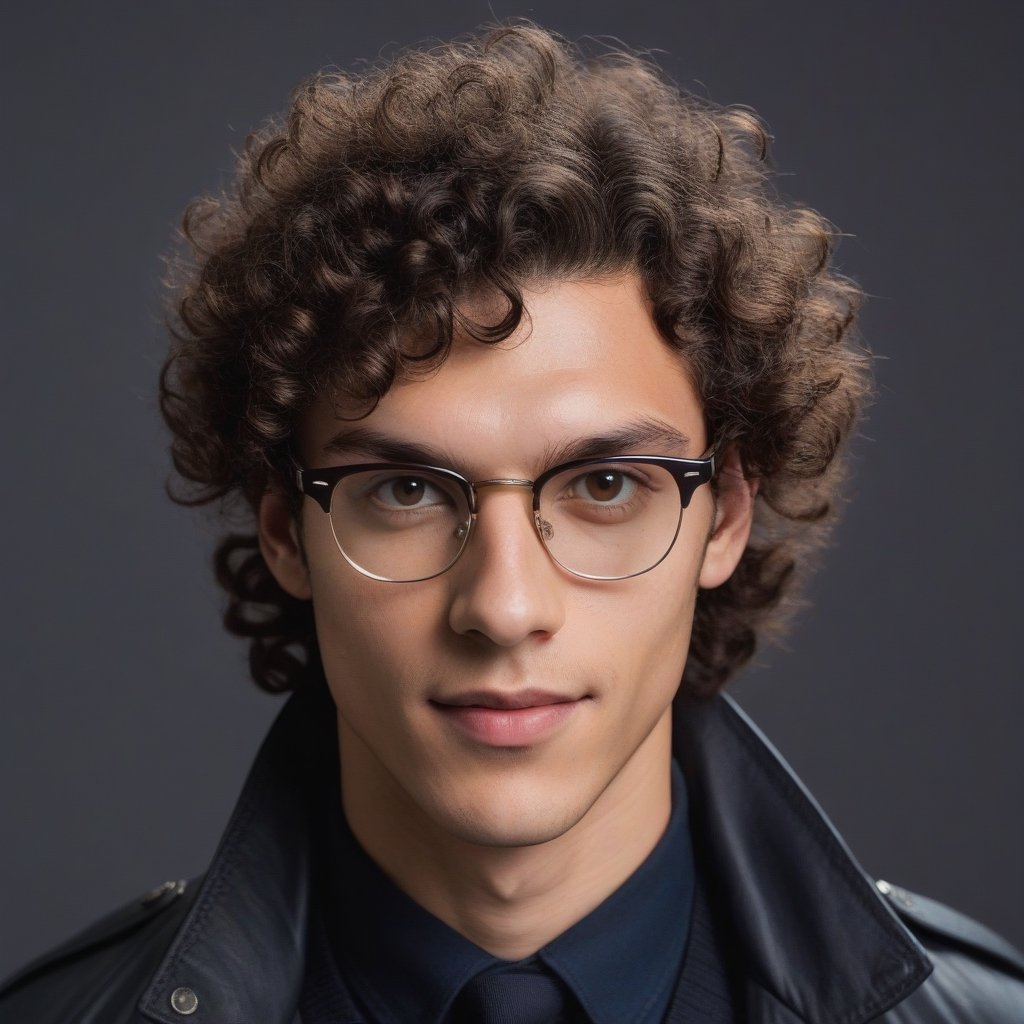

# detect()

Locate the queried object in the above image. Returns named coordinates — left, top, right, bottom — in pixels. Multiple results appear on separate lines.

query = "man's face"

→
left=263, top=275, right=751, bottom=852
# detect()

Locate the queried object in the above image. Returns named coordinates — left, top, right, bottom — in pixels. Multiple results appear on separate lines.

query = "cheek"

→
left=616, top=538, right=703, bottom=691
left=305, top=544, right=447, bottom=703
left=303, top=513, right=392, bottom=663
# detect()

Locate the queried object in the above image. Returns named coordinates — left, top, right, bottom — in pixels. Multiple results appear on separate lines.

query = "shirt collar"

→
left=323, top=758, right=694, bottom=1024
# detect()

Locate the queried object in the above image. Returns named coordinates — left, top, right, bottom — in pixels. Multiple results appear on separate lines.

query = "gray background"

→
left=3, top=0, right=1022, bottom=979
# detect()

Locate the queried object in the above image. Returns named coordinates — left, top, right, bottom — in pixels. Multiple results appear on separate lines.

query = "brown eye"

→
left=389, top=477, right=428, bottom=506
left=582, top=471, right=635, bottom=503
left=586, top=471, right=622, bottom=500
left=362, top=471, right=458, bottom=513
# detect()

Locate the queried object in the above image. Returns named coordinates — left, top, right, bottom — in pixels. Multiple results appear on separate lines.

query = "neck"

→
left=338, top=713, right=674, bottom=960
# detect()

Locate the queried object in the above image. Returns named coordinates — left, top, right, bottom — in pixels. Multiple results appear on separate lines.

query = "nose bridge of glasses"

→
left=466, top=479, right=543, bottom=536
left=460, top=478, right=555, bottom=571
left=471, top=479, right=536, bottom=491
left=467, top=477, right=536, bottom=511
left=471, top=478, right=535, bottom=492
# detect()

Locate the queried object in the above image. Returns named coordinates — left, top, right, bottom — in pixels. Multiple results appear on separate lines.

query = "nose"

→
left=447, top=486, right=566, bottom=646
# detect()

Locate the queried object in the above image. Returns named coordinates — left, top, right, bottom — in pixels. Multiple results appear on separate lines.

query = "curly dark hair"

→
left=160, top=22, right=871, bottom=698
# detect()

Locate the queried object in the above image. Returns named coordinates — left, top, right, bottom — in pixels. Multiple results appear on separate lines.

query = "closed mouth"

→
left=430, top=689, right=586, bottom=711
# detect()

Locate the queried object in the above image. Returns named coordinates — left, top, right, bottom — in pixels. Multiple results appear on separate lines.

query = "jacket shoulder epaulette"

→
left=874, top=879, right=1024, bottom=1024
left=876, top=880, right=1024, bottom=980
left=0, top=878, right=197, bottom=1024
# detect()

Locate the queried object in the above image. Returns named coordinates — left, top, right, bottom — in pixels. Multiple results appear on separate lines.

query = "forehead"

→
left=302, top=275, right=704, bottom=471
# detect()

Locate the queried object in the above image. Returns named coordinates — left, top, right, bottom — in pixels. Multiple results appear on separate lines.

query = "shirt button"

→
left=170, top=987, right=199, bottom=1015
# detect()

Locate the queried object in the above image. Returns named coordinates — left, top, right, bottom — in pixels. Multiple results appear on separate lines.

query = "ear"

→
left=258, top=489, right=313, bottom=600
left=698, top=447, right=758, bottom=590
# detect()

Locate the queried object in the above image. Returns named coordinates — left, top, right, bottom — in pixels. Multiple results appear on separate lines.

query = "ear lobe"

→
left=258, top=489, right=313, bottom=600
left=698, top=449, right=758, bottom=590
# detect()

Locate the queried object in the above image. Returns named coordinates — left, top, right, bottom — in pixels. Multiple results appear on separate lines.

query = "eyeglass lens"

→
left=327, top=462, right=685, bottom=582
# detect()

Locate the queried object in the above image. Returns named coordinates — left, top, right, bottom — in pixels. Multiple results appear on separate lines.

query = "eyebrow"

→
left=541, top=418, right=694, bottom=465
left=321, top=428, right=456, bottom=467
left=319, top=416, right=694, bottom=473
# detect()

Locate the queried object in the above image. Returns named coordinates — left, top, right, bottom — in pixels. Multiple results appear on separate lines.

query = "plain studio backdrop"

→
left=2, top=0, right=1022, bottom=980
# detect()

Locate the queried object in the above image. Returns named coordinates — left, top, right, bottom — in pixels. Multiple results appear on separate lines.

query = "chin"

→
left=431, top=778, right=597, bottom=850
left=447, top=814, right=584, bottom=850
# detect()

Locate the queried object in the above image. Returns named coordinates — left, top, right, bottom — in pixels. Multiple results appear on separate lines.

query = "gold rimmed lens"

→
left=328, top=467, right=473, bottom=582
left=535, top=461, right=684, bottom=580
left=316, top=459, right=692, bottom=582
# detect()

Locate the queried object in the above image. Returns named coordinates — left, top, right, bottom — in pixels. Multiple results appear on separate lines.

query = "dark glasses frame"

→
left=295, top=454, right=716, bottom=515
left=292, top=452, right=716, bottom=582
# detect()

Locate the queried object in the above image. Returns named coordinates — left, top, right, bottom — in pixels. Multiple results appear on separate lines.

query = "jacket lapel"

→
left=138, top=686, right=332, bottom=1024
left=671, top=693, right=932, bottom=1023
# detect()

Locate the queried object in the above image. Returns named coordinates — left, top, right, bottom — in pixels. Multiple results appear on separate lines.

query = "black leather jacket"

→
left=3, top=682, right=1023, bottom=1023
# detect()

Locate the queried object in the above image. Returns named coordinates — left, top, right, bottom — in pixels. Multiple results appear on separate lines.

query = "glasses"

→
left=294, top=453, right=715, bottom=583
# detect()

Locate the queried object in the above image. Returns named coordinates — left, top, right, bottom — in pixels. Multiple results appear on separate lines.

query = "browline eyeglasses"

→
left=292, top=451, right=716, bottom=583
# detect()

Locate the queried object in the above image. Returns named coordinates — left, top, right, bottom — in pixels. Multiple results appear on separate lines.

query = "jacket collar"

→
left=672, top=693, right=932, bottom=1022
left=139, top=681, right=931, bottom=1024
left=138, top=687, right=324, bottom=1024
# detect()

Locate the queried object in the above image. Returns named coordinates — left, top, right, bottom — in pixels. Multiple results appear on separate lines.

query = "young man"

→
left=3, top=22, right=1022, bottom=1024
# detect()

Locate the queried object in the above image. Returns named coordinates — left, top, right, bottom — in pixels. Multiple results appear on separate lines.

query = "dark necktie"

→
left=451, top=959, right=578, bottom=1024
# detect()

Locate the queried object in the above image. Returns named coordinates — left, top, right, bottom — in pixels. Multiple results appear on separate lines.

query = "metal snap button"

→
left=170, top=987, right=199, bottom=1015
left=141, top=880, right=176, bottom=906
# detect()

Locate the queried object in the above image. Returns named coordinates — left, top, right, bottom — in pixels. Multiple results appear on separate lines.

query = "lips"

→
left=430, top=690, right=588, bottom=746
left=432, top=688, right=581, bottom=710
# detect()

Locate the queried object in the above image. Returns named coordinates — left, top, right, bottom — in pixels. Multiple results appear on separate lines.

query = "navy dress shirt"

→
left=300, top=758, right=695, bottom=1024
